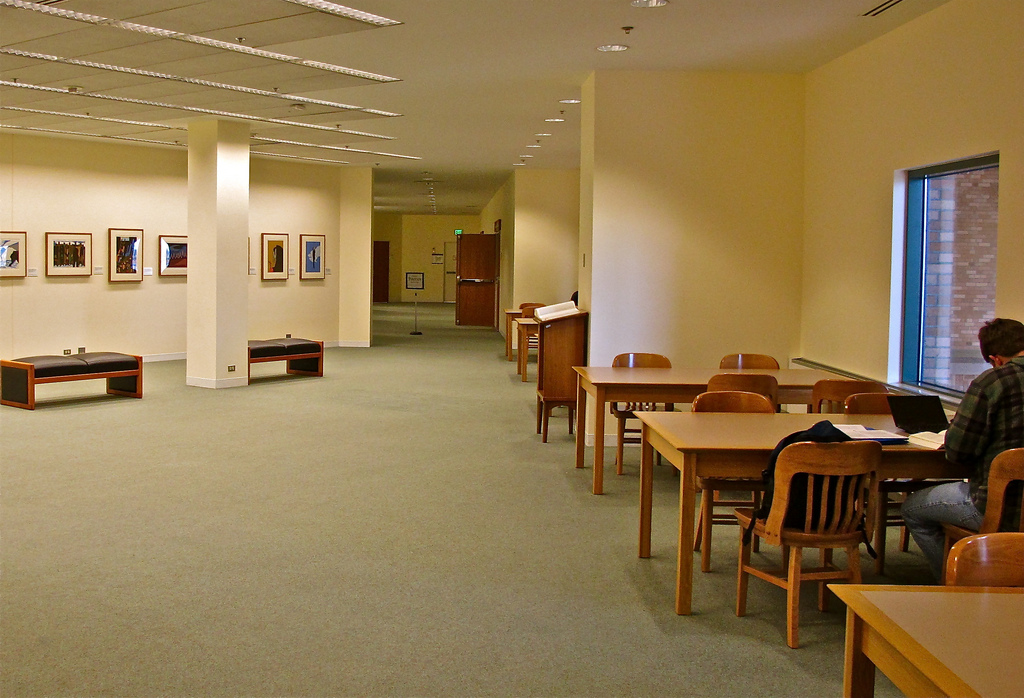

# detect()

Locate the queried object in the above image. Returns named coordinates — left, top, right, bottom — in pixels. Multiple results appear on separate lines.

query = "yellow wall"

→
left=587, top=71, right=806, bottom=370
left=481, top=175, right=514, bottom=314
left=801, top=0, right=1024, bottom=380
left=399, top=215, right=479, bottom=302
left=512, top=169, right=579, bottom=308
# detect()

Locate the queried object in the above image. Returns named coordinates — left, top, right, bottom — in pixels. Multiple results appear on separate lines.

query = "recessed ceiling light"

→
left=535, top=133, right=552, bottom=137
left=631, top=0, right=668, bottom=7
left=597, top=44, right=629, bottom=52
left=519, top=155, right=534, bottom=158
left=526, top=144, right=541, bottom=148
left=559, top=99, right=581, bottom=104
left=544, top=118, right=565, bottom=122
left=513, top=163, right=527, bottom=166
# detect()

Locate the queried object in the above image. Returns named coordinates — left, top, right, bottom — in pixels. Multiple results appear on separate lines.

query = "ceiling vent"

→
left=862, top=0, right=906, bottom=16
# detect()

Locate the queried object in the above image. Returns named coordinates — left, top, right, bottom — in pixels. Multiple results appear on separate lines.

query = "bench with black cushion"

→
left=1, top=352, right=143, bottom=410
left=247, top=338, right=324, bottom=381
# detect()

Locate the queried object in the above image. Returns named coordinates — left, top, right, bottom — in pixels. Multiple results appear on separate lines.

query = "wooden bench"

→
left=247, top=338, right=324, bottom=381
left=1, top=352, right=143, bottom=410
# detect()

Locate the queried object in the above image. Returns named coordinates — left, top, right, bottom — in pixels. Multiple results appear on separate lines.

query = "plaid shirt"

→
left=944, top=356, right=1024, bottom=526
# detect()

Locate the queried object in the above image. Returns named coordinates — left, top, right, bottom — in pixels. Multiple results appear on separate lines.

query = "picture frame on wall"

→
left=46, top=232, right=92, bottom=277
left=158, top=235, right=188, bottom=276
left=405, top=271, right=425, bottom=290
left=299, top=234, right=325, bottom=280
left=108, top=228, right=143, bottom=282
left=0, top=231, right=27, bottom=278
left=261, top=233, right=289, bottom=281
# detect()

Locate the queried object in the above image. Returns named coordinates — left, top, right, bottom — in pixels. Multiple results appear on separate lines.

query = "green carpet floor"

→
left=0, top=303, right=928, bottom=697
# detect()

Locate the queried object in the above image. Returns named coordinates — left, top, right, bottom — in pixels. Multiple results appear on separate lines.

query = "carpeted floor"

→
left=0, top=303, right=929, bottom=697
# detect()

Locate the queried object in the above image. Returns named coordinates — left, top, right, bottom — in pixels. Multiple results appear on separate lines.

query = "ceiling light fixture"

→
left=631, top=0, right=668, bottom=7
left=0, top=105, right=176, bottom=130
left=0, top=0, right=400, bottom=83
left=544, top=118, right=565, bottom=122
left=535, top=133, right=552, bottom=137
left=597, top=44, right=629, bottom=52
left=250, top=136, right=420, bottom=160
left=280, top=0, right=402, bottom=26
left=0, top=123, right=182, bottom=147
left=559, top=99, right=581, bottom=104
left=526, top=144, right=541, bottom=148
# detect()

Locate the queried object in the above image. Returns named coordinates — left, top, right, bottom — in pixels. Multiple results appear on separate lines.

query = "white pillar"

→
left=186, top=120, right=250, bottom=388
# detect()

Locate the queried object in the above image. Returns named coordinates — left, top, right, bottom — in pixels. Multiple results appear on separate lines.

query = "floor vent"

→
left=862, top=0, right=906, bottom=16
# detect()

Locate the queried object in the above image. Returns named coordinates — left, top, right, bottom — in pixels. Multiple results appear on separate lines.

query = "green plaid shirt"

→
left=944, top=356, right=1024, bottom=527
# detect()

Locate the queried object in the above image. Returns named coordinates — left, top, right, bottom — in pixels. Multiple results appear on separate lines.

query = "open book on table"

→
left=833, top=424, right=908, bottom=444
left=906, top=430, right=946, bottom=450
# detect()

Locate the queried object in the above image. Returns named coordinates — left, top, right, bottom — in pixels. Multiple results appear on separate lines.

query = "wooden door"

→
left=372, top=240, right=389, bottom=303
left=443, top=241, right=457, bottom=303
left=456, top=233, right=499, bottom=327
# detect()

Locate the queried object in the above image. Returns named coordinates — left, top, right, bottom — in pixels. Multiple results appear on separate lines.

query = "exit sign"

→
left=454, top=229, right=463, bottom=235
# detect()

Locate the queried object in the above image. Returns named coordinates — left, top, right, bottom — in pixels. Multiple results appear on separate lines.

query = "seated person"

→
left=901, top=318, right=1024, bottom=580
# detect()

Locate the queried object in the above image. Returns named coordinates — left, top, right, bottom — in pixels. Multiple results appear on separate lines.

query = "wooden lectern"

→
left=536, top=311, right=588, bottom=442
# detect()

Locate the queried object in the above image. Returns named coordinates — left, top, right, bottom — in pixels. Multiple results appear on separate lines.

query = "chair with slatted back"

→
left=941, top=448, right=1024, bottom=582
left=735, top=440, right=881, bottom=649
left=945, top=532, right=1024, bottom=587
left=609, top=353, right=674, bottom=474
left=719, top=353, right=780, bottom=370
left=706, top=373, right=779, bottom=409
left=810, top=379, right=888, bottom=414
left=691, top=390, right=775, bottom=572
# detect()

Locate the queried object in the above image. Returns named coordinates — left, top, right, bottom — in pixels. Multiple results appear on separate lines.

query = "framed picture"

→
left=158, top=235, right=188, bottom=276
left=108, top=228, right=143, bottom=282
left=261, top=232, right=288, bottom=281
left=405, top=271, right=425, bottom=290
left=299, top=234, right=325, bottom=280
left=0, top=232, right=27, bottom=278
left=46, top=232, right=92, bottom=277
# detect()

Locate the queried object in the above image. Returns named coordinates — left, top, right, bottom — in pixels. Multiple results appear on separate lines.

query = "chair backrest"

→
left=843, top=392, right=893, bottom=415
left=706, top=373, right=779, bottom=409
left=520, top=304, right=543, bottom=320
left=945, top=532, right=1024, bottom=587
left=719, top=353, right=780, bottom=370
left=519, top=302, right=544, bottom=311
left=692, top=390, right=775, bottom=414
left=612, top=353, right=671, bottom=369
left=811, top=379, right=888, bottom=413
left=763, top=440, right=881, bottom=544
left=979, top=448, right=1024, bottom=533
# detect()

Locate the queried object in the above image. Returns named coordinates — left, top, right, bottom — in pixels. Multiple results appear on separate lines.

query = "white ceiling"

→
left=1, top=0, right=953, bottom=215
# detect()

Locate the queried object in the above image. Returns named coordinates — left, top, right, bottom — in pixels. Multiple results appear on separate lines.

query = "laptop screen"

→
left=886, top=395, right=951, bottom=434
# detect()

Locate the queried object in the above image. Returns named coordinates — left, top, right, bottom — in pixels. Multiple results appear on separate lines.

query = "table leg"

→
left=505, top=315, right=514, bottom=360
left=675, top=452, right=697, bottom=615
left=592, top=387, right=606, bottom=494
left=639, top=423, right=654, bottom=558
left=575, top=376, right=587, bottom=469
left=844, top=608, right=876, bottom=698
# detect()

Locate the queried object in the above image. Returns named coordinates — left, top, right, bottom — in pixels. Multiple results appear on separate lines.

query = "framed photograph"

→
left=0, top=232, right=27, bottom=278
left=46, top=232, right=92, bottom=277
left=405, top=271, right=425, bottom=290
left=261, top=232, right=288, bottom=281
left=108, top=228, right=143, bottom=282
left=299, top=234, right=325, bottom=280
left=159, top=235, right=188, bottom=276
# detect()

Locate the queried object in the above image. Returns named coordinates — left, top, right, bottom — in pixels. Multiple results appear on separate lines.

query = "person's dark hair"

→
left=978, top=318, right=1024, bottom=361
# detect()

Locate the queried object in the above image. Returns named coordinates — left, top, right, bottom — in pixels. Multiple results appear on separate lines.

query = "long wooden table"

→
left=573, top=366, right=839, bottom=494
left=830, top=584, right=1023, bottom=698
left=635, top=412, right=968, bottom=615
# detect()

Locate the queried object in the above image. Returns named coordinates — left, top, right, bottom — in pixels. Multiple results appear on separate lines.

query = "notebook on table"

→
left=886, top=395, right=951, bottom=448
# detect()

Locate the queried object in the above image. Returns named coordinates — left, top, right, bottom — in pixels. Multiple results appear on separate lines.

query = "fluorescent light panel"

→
left=280, top=0, right=402, bottom=26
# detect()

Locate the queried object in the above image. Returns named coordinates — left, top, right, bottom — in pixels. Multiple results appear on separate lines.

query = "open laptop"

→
left=886, top=394, right=951, bottom=434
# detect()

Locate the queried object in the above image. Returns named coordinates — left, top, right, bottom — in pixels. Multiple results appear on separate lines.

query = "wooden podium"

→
left=535, top=311, right=588, bottom=442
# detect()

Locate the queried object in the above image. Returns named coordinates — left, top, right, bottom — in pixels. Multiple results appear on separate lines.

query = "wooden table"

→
left=635, top=412, right=967, bottom=615
left=830, top=584, right=1023, bottom=698
left=504, top=309, right=522, bottom=361
left=573, top=366, right=839, bottom=494
left=516, top=318, right=539, bottom=381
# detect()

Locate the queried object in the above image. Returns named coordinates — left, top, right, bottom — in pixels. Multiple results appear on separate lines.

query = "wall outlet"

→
left=63, top=349, right=72, bottom=355
left=285, top=333, right=291, bottom=338
left=78, top=347, right=85, bottom=353
left=228, top=365, right=236, bottom=372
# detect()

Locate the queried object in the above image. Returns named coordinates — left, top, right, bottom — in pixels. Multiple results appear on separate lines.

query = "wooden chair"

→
left=843, top=391, right=911, bottom=573
left=516, top=304, right=544, bottom=380
left=735, top=440, right=880, bottom=649
left=941, top=448, right=1024, bottom=581
left=609, top=353, right=673, bottom=474
left=719, top=353, right=780, bottom=370
left=706, top=373, right=779, bottom=409
left=945, top=532, right=1024, bottom=587
left=810, top=379, right=888, bottom=414
left=691, top=390, right=775, bottom=572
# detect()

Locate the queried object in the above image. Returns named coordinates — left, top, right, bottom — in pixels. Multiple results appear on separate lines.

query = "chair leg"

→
left=751, top=492, right=761, bottom=553
left=736, top=528, right=751, bottom=617
left=873, top=491, right=888, bottom=575
left=848, top=545, right=862, bottom=584
left=693, top=489, right=705, bottom=552
left=900, top=525, right=910, bottom=551
left=567, top=406, right=574, bottom=434
left=700, top=491, right=714, bottom=572
left=818, top=549, right=833, bottom=612
left=541, top=403, right=550, bottom=443
left=615, top=416, right=626, bottom=476
left=536, top=396, right=542, bottom=435
left=787, top=547, right=803, bottom=649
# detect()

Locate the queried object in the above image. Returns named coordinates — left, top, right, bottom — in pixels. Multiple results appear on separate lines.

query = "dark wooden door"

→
left=372, top=240, right=389, bottom=303
left=456, top=233, right=499, bottom=327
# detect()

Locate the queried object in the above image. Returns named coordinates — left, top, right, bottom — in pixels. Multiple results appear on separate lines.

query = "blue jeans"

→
left=901, top=481, right=982, bottom=581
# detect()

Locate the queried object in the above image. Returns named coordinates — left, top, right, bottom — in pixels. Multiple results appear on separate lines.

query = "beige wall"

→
left=587, top=71, right=806, bottom=370
left=511, top=169, right=579, bottom=308
left=399, top=214, right=479, bottom=303
left=0, top=132, right=374, bottom=358
left=481, top=175, right=514, bottom=314
left=801, top=0, right=1024, bottom=380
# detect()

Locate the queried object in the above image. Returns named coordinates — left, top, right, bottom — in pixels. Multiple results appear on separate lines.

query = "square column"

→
left=186, top=120, right=250, bottom=388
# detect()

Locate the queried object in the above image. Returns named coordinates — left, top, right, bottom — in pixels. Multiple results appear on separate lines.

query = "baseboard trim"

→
left=186, top=376, right=249, bottom=389
left=143, top=352, right=186, bottom=362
